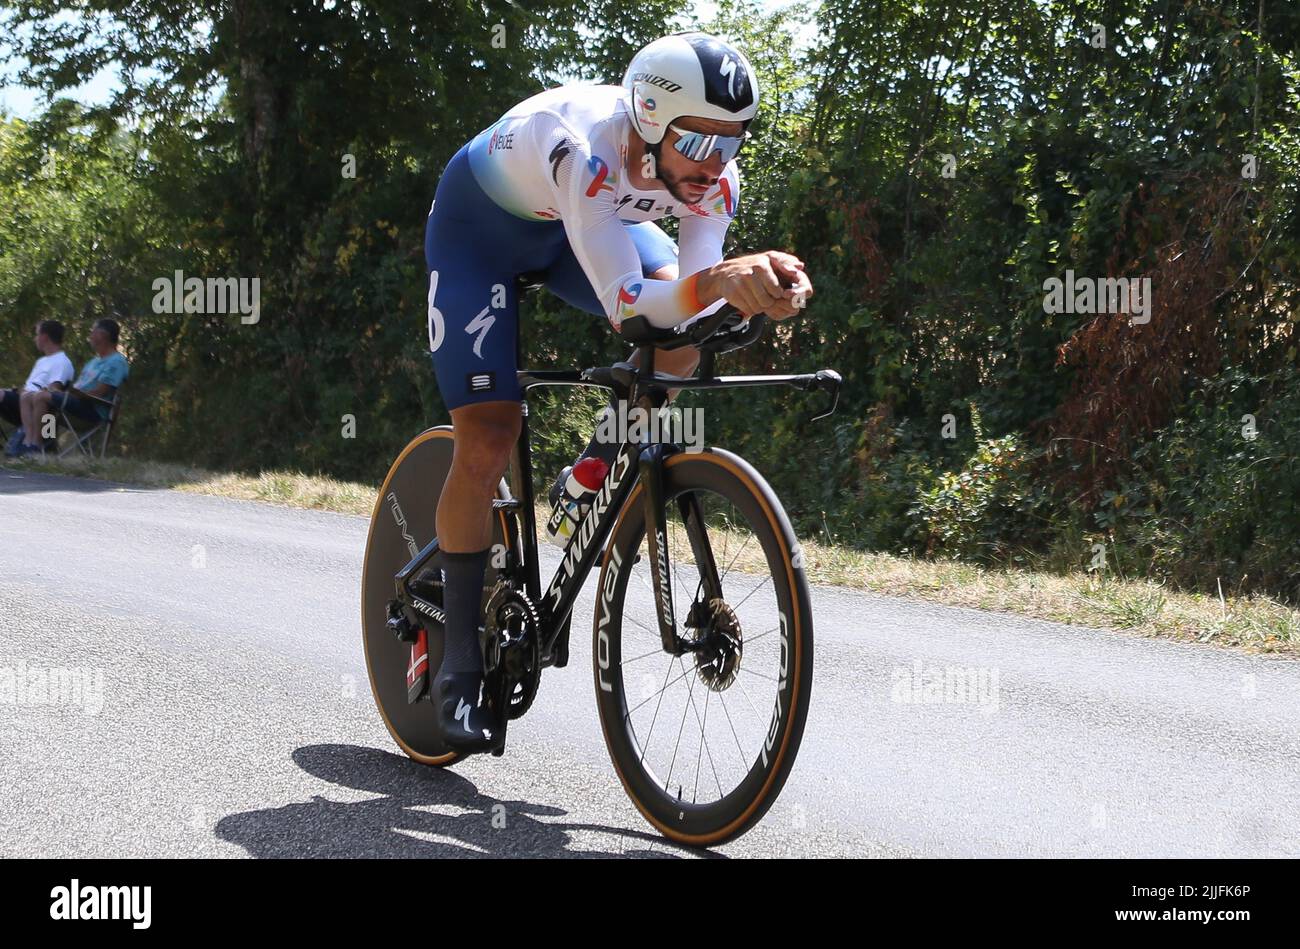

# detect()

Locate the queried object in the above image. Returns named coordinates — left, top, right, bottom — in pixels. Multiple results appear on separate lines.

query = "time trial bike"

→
left=361, top=302, right=841, bottom=846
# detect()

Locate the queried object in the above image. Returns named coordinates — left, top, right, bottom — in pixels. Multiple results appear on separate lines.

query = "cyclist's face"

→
left=657, top=117, right=744, bottom=206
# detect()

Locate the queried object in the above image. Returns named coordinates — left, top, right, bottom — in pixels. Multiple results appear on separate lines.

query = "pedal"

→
left=386, top=600, right=419, bottom=643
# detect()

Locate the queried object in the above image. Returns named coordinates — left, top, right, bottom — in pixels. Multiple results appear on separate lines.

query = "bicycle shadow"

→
left=215, top=743, right=716, bottom=859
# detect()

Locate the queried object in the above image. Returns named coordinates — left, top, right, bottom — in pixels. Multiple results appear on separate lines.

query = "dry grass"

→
left=5, top=452, right=1297, bottom=655
left=613, top=505, right=1300, bottom=656
left=3, top=453, right=373, bottom=514
left=778, top=533, right=1299, bottom=655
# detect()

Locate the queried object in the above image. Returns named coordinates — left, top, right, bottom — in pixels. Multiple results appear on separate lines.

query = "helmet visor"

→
left=667, top=125, right=749, bottom=163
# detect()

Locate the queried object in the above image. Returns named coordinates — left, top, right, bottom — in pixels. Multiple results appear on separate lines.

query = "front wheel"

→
left=593, top=448, right=814, bottom=846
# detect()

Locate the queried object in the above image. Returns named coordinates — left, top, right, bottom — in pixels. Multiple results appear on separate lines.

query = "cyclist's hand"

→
left=700, top=251, right=808, bottom=318
left=764, top=252, right=813, bottom=321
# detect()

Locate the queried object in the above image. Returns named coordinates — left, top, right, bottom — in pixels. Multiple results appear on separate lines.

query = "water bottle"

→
left=545, top=456, right=609, bottom=547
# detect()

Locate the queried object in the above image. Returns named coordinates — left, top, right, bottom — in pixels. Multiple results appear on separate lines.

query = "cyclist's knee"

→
left=449, top=401, right=521, bottom=484
left=654, top=343, right=699, bottom=378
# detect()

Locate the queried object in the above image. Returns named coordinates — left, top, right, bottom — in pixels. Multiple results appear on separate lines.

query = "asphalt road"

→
left=2, top=469, right=1298, bottom=858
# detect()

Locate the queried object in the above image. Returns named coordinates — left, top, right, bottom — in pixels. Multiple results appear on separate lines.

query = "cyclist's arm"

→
left=544, top=124, right=705, bottom=330
left=674, top=167, right=741, bottom=320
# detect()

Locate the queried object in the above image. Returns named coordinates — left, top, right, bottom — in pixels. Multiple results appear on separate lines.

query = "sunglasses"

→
left=668, top=124, right=750, bottom=163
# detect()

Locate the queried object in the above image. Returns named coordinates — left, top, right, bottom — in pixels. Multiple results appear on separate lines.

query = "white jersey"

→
left=465, top=84, right=738, bottom=328
left=24, top=351, right=74, bottom=392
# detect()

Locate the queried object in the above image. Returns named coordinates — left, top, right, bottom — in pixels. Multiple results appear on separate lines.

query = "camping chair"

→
left=56, top=387, right=124, bottom=459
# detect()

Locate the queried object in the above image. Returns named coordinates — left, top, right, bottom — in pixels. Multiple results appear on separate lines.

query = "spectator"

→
left=2, top=321, right=74, bottom=455
left=14, top=319, right=129, bottom=457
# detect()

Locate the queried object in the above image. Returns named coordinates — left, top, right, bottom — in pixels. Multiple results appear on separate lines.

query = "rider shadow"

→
left=215, top=744, right=715, bottom=859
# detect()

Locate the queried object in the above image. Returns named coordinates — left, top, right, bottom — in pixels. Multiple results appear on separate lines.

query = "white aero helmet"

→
left=622, top=32, right=759, bottom=146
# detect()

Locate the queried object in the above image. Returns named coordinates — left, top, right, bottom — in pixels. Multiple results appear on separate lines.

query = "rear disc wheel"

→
left=360, top=426, right=511, bottom=765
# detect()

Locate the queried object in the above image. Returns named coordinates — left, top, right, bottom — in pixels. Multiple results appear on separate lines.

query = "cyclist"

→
left=423, top=31, right=813, bottom=752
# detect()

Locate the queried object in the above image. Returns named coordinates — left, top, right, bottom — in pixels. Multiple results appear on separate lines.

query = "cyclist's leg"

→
left=423, top=147, right=533, bottom=751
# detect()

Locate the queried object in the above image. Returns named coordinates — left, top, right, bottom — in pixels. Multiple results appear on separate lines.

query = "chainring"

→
left=481, top=580, right=542, bottom=720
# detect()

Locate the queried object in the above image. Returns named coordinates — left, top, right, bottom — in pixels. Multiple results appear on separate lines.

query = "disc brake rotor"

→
left=694, top=597, right=743, bottom=692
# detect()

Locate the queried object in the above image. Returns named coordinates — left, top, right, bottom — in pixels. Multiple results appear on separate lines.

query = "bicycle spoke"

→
left=744, top=624, right=781, bottom=646
left=622, top=605, right=660, bottom=640
left=664, top=657, right=700, bottom=795
left=626, top=661, right=695, bottom=717
left=639, top=650, right=679, bottom=767
left=731, top=573, right=773, bottom=612
left=680, top=657, right=724, bottom=804
left=719, top=529, right=752, bottom=584
left=634, top=568, right=656, bottom=601
left=673, top=507, right=708, bottom=606
left=731, top=666, right=766, bottom=723
left=693, top=684, right=708, bottom=803
left=676, top=663, right=728, bottom=800
left=716, top=687, right=748, bottom=773
left=620, top=644, right=671, bottom=667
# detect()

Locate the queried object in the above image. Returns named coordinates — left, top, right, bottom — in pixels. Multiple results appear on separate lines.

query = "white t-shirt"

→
left=464, top=84, right=737, bottom=329
left=24, top=351, right=75, bottom=392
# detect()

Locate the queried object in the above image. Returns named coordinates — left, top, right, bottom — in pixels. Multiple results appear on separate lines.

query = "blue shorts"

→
left=424, top=143, right=678, bottom=409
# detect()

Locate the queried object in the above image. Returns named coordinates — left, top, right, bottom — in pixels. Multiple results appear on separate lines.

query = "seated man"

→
left=2, top=320, right=75, bottom=455
left=15, top=318, right=129, bottom=456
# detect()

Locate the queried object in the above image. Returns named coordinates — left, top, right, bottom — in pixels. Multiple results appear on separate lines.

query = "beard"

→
left=660, top=168, right=712, bottom=205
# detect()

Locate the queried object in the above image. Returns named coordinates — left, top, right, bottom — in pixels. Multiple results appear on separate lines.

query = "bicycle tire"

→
left=592, top=448, right=814, bottom=846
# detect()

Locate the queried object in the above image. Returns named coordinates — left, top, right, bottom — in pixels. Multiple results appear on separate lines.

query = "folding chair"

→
left=0, top=387, right=22, bottom=449
left=57, top=388, right=123, bottom=459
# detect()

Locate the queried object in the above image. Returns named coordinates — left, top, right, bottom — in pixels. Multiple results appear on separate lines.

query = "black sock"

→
left=438, top=548, right=490, bottom=676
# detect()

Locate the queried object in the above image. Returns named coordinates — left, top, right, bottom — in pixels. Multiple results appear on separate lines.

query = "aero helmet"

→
left=623, top=32, right=759, bottom=146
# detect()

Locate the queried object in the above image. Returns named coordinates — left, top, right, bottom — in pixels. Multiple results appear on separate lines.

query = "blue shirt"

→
left=75, top=351, right=129, bottom=418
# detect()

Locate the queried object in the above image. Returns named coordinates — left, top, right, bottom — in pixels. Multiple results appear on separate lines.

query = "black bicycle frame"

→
left=394, top=343, right=841, bottom=663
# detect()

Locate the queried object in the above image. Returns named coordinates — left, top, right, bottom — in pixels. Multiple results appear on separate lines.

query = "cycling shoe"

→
left=433, top=670, right=498, bottom=754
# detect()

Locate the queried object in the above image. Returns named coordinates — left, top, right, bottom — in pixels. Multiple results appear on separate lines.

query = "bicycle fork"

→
left=639, top=443, right=725, bottom=657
